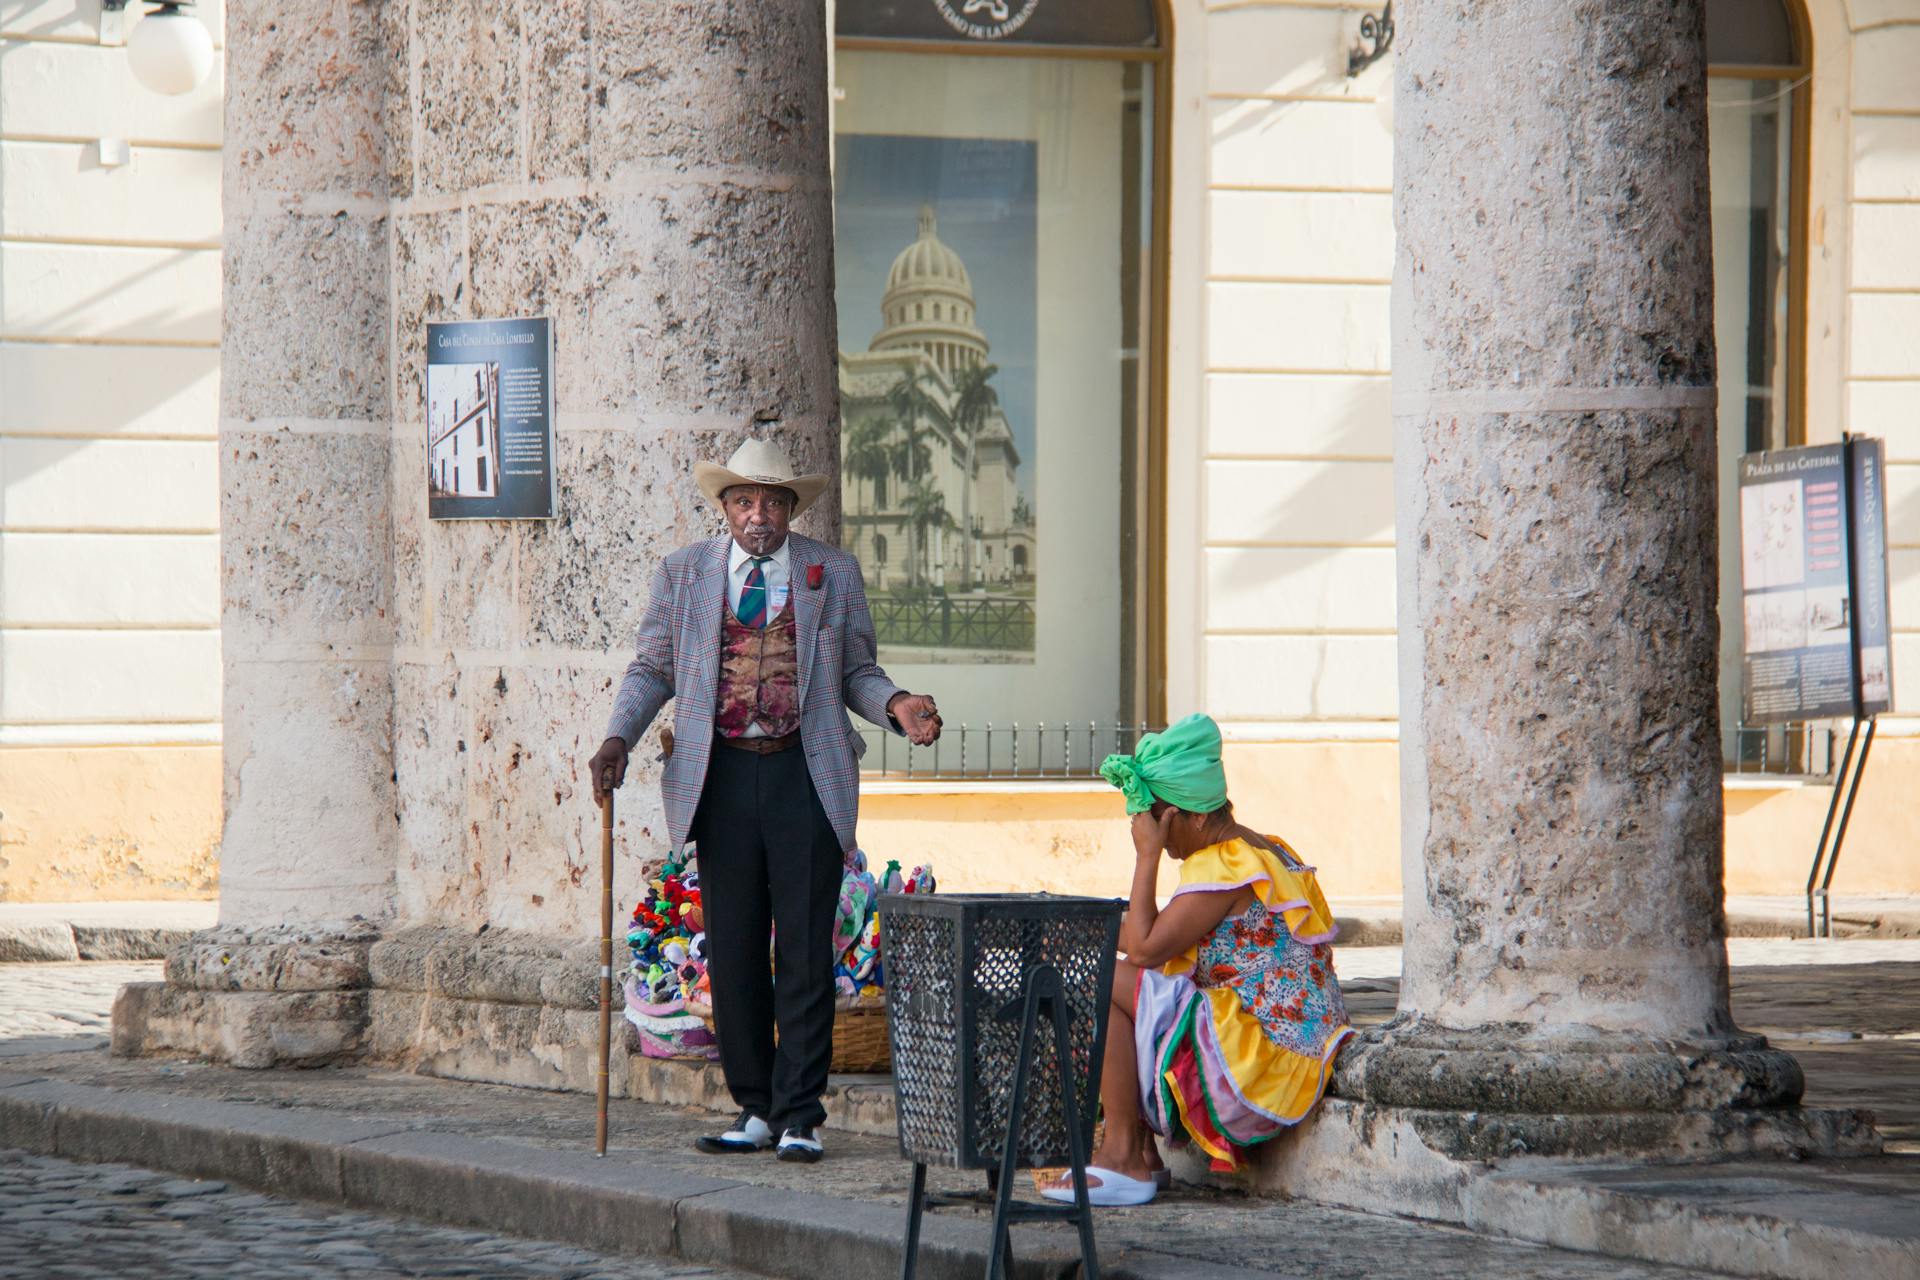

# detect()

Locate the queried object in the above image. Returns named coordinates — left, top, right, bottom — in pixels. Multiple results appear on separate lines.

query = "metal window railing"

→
left=858, top=719, right=1838, bottom=782
left=1723, top=721, right=1836, bottom=778
left=872, top=596, right=1037, bottom=651
left=860, top=721, right=1163, bottom=780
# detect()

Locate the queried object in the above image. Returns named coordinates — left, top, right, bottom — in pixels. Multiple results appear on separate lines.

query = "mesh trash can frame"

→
left=881, top=893, right=1124, bottom=1280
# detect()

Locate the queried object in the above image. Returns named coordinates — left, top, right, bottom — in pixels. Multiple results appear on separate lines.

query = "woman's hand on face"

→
left=1131, top=808, right=1172, bottom=861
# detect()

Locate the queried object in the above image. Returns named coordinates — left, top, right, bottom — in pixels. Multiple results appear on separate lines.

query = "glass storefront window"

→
left=832, top=15, right=1161, bottom=773
left=1707, top=0, right=1811, bottom=771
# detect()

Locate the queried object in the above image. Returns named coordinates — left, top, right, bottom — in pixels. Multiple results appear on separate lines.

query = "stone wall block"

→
left=391, top=662, right=471, bottom=923
left=365, top=988, right=634, bottom=1094
left=590, top=184, right=838, bottom=422
left=587, top=0, right=828, bottom=180
left=466, top=198, right=596, bottom=412
left=526, top=0, right=591, bottom=181
left=219, top=661, right=398, bottom=925
left=225, top=0, right=387, bottom=197
left=429, top=521, right=516, bottom=650
left=390, top=430, right=429, bottom=649
left=223, top=211, right=389, bottom=422
left=379, top=0, right=414, bottom=197
left=459, top=663, right=669, bottom=934
left=415, top=0, right=522, bottom=194
left=221, top=430, right=393, bottom=647
left=392, top=209, right=469, bottom=425
left=113, top=984, right=369, bottom=1069
left=165, top=927, right=377, bottom=992
left=516, top=428, right=727, bottom=653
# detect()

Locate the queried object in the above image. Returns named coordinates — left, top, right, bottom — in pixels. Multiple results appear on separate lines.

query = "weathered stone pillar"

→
left=113, top=0, right=398, bottom=1067
left=1329, top=0, right=1872, bottom=1162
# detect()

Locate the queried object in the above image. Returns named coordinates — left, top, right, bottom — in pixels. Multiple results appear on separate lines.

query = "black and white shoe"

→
left=776, top=1127, right=824, bottom=1163
left=694, top=1111, right=774, bottom=1154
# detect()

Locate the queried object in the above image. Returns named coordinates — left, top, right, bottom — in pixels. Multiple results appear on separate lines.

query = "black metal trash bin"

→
left=880, top=893, right=1124, bottom=1280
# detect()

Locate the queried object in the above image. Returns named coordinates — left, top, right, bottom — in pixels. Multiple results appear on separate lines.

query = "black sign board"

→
left=1736, top=437, right=1894, bottom=723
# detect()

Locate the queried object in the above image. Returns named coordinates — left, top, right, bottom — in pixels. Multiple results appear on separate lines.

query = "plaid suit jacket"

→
left=606, top=532, right=905, bottom=853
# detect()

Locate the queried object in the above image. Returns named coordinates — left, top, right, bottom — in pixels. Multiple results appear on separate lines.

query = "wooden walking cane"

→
left=596, top=773, right=615, bottom=1157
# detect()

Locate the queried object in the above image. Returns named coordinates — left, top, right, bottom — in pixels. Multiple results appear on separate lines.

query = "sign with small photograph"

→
left=1737, top=437, right=1894, bottom=723
left=426, top=317, right=555, bottom=520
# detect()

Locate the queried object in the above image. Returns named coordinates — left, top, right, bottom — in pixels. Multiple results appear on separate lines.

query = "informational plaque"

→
left=1737, top=438, right=1894, bottom=724
left=426, top=317, right=555, bottom=520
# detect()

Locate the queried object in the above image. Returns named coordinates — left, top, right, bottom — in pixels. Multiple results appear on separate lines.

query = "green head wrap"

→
left=1099, top=713, right=1228, bottom=816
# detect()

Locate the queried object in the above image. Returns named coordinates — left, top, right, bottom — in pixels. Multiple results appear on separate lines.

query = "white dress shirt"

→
left=725, top=538, right=793, bottom=738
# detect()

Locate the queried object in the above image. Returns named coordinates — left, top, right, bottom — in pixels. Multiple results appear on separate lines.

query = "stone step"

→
left=0, top=902, right=215, bottom=963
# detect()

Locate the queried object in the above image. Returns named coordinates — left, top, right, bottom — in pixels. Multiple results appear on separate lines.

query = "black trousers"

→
left=692, top=741, right=843, bottom=1133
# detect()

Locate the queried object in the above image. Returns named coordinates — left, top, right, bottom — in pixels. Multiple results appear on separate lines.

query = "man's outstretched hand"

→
left=589, top=736, right=629, bottom=804
left=888, top=692, right=943, bottom=746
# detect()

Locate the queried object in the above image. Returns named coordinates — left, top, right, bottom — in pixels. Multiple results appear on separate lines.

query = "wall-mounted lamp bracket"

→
left=1347, top=2, right=1394, bottom=77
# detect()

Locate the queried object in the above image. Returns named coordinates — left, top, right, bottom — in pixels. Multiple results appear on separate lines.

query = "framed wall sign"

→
left=426, top=317, right=555, bottom=520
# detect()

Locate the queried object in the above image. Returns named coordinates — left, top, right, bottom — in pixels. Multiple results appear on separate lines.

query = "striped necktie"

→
left=737, top=557, right=772, bottom=628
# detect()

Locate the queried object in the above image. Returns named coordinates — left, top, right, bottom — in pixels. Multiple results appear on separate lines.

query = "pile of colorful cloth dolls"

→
left=622, top=847, right=935, bottom=1058
left=622, top=849, right=718, bottom=1060
left=831, top=850, right=936, bottom=1007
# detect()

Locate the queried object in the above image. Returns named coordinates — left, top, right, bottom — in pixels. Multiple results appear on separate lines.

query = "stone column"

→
left=112, top=0, right=399, bottom=1068
left=1334, top=0, right=1867, bottom=1160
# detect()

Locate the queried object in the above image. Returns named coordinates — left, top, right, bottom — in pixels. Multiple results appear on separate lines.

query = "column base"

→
left=1332, top=1014, right=1814, bottom=1124
left=1204, top=1016, right=1881, bottom=1213
left=111, top=926, right=632, bottom=1090
left=111, top=924, right=380, bottom=1069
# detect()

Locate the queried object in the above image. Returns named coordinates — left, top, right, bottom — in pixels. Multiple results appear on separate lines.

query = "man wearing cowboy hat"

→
left=589, top=437, right=941, bottom=1164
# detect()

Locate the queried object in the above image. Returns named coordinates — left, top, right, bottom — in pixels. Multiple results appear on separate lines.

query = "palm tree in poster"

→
left=951, top=361, right=1000, bottom=591
left=886, top=364, right=941, bottom=487
left=902, top=477, right=951, bottom=592
left=886, top=364, right=941, bottom=588
left=842, top=415, right=895, bottom=586
left=844, top=415, right=893, bottom=517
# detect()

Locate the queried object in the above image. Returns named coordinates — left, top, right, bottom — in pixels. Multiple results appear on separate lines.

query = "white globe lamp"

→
left=127, top=2, right=215, bottom=97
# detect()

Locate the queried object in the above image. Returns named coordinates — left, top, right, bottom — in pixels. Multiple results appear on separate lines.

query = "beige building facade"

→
left=850, top=0, right=1920, bottom=909
left=5, top=0, right=1919, bottom=917
left=0, top=0, right=223, bottom=901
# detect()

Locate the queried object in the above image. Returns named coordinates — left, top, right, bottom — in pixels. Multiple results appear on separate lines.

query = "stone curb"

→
left=2, top=1071, right=1915, bottom=1279
left=0, top=1072, right=1177, bottom=1280
left=0, top=923, right=197, bottom=963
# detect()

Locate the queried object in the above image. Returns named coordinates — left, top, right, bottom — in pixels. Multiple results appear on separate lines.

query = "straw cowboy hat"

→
left=693, top=438, right=832, bottom=516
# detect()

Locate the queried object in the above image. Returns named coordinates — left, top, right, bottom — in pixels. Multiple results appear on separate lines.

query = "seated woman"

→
left=1043, top=713, right=1352, bottom=1207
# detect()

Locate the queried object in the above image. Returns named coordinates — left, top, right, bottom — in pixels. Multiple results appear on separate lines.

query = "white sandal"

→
left=1039, top=1165, right=1159, bottom=1207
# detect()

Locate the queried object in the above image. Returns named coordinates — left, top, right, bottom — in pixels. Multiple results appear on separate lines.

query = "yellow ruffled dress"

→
left=1131, top=836, right=1352, bottom=1170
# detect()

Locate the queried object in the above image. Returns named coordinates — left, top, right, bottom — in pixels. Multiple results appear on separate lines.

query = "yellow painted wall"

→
left=0, top=745, right=219, bottom=901
left=861, top=738, right=1920, bottom=903
left=1722, top=737, right=1920, bottom=897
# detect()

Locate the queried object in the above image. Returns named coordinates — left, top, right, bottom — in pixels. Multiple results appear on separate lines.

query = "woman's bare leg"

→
left=1083, top=959, right=1156, bottom=1181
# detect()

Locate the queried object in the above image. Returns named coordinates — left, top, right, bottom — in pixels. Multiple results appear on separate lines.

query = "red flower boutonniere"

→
left=806, top=563, right=825, bottom=590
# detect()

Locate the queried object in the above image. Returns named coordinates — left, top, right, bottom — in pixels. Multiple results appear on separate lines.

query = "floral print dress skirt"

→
left=1132, top=836, right=1352, bottom=1171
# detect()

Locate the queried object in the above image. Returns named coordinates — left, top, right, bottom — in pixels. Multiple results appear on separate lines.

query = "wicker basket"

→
left=691, top=996, right=894, bottom=1075
left=831, top=997, right=892, bottom=1074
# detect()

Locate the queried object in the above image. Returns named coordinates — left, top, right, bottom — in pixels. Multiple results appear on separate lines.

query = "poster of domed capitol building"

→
left=836, top=135, right=1038, bottom=661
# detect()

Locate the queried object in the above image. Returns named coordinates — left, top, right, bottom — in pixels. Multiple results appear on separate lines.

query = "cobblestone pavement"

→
left=0, top=962, right=156, bottom=1043
left=0, top=1148, right=756, bottom=1280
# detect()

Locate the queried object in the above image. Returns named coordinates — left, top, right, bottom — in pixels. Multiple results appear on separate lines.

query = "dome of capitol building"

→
left=871, top=204, right=990, bottom=378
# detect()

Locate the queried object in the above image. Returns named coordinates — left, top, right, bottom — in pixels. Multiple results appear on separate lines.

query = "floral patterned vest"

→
left=715, top=601, right=801, bottom=738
